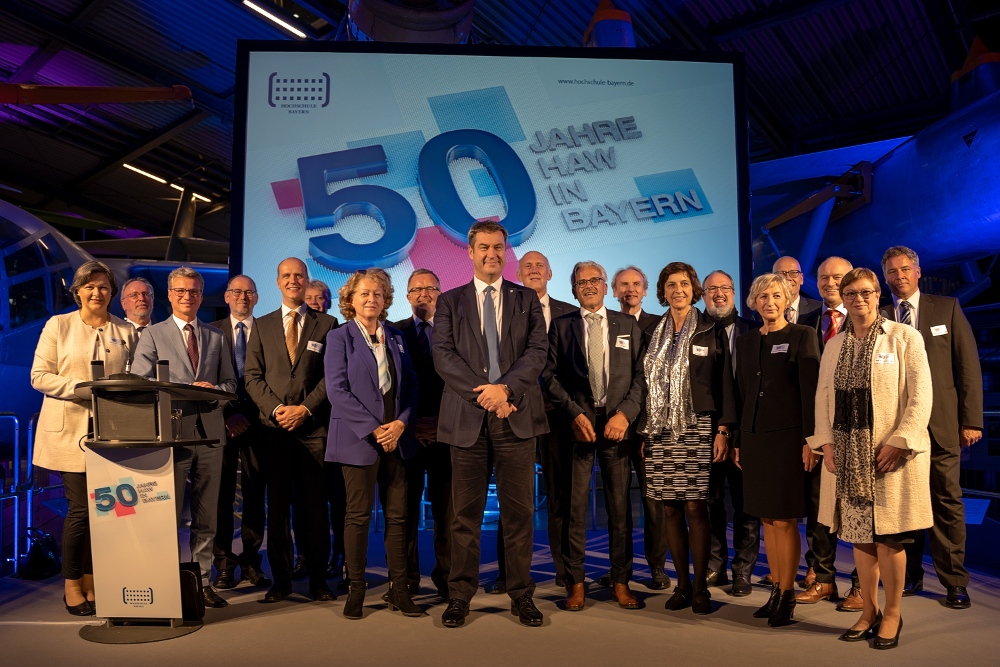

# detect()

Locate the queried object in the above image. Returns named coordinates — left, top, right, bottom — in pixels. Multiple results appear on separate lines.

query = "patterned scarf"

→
left=640, top=307, right=699, bottom=437
left=831, top=314, right=885, bottom=501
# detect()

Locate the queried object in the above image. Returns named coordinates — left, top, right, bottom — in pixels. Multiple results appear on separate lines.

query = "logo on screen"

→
left=268, top=73, right=330, bottom=110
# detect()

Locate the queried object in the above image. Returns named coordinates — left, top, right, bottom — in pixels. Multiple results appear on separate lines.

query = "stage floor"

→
left=1, top=527, right=998, bottom=666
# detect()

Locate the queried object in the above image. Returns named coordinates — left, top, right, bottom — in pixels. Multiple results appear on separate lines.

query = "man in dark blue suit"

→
left=432, top=220, right=550, bottom=628
left=703, top=269, right=761, bottom=597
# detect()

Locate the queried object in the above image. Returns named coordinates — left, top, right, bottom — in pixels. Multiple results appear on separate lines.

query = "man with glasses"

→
left=392, top=269, right=452, bottom=599
left=773, top=256, right=822, bottom=327
left=120, top=277, right=154, bottom=335
left=210, top=276, right=273, bottom=592
left=701, top=270, right=761, bottom=596
left=132, top=266, right=237, bottom=608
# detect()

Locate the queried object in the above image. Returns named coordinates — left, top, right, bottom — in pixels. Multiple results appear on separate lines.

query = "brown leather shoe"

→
left=564, top=583, right=585, bottom=611
left=798, top=567, right=817, bottom=589
left=612, top=583, right=639, bottom=609
left=795, top=581, right=839, bottom=604
left=836, top=587, right=864, bottom=612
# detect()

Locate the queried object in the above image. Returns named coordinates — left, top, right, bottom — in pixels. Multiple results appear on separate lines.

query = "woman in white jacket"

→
left=808, top=267, right=932, bottom=650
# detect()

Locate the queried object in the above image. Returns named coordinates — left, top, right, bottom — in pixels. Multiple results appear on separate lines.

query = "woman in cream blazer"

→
left=808, top=268, right=932, bottom=649
left=30, top=260, right=136, bottom=616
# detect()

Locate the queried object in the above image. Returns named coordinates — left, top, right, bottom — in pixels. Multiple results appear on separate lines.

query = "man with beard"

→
left=702, top=269, right=761, bottom=596
left=120, top=277, right=154, bottom=336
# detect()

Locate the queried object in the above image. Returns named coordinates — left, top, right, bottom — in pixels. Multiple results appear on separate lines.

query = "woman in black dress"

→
left=732, top=273, right=820, bottom=626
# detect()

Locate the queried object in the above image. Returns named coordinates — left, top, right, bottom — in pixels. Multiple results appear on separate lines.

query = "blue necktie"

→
left=899, top=300, right=913, bottom=328
left=235, top=322, right=246, bottom=379
left=483, top=285, right=501, bottom=383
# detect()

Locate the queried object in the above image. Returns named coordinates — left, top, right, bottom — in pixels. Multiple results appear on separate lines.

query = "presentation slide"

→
left=237, top=46, right=745, bottom=322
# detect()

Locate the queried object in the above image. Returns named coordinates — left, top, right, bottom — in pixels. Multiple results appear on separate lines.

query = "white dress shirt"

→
left=820, top=303, right=848, bottom=339
left=473, top=276, right=504, bottom=340
left=172, top=314, right=199, bottom=346
left=230, top=313, right=254, bottom=338
left=538, top=292, right=552, bottom=331
left=281, top=302, right=309, bottom=337
left=126, top=317, right=150, bottom=335
left=580, top=305, right=610, bottom=407
left=786, top=295, right=801, bottom=324
left=891, top=289, right=921, bottom=329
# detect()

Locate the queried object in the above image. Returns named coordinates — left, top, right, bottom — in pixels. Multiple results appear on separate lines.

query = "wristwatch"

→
left=717, top=429, right=732, bottom=440
left=502, top=384, right=514, bottom=399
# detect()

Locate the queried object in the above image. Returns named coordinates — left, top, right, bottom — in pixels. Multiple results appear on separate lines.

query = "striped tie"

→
left=823, top=310, right=840, bottom=344
left=899, top=300, right=913, bottom=327
left=586, top=312, right=606, bottom=403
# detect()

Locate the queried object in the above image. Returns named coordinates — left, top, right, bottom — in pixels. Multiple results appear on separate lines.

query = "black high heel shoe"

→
left=64, top=595, right=94, bottom=617
left=839, top=610, right=882, bottom=642
left=664, top=586, right=692, bottom=611
left=753, top=583, right=781, bottom=619
left=768, top=590, right=796, bottom=627
left=873, top=615, right=902, bottom=650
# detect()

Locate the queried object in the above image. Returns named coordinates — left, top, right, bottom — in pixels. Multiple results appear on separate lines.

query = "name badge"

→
left=692, top=345, right=708, bottom=357
left=615, top=335, right=630, bottom=350
left=397, top=342, right=405, bottom=353
left=931, top=325, right=948, bottom=336
left=109, top=337, right=124, bottom=345
left=306, top=341, right=323, bottom=353
left=875, top=352, right=896, bottom=364
left=771, top=344, right=789, bottom=354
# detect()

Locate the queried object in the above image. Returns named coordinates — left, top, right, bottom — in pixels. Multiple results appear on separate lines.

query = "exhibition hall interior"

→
left=0, top=0, right=998, bottom=663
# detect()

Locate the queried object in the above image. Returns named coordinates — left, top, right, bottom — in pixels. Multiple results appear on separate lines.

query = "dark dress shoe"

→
left=901, top=576, right=923, bottom=596
left=754, top=583, right=781, bottom=618
left=241, top=565, right=272, bottom=588
left=326, top=555, right=345, bottom=578
left=291, top=556, right=308, bottom=581
left=337, top=576, right=351, bottom=592
left=214, top=568, right=236, bottom=590
left=612, top=583, right=639, bottom=609
left=664, top=586, right=692, bottom=611
left=873, top=615, right=903, bottom=650
left=485, top=576, right=507, bottom=595
left=596, top=569, right=613, bottom=588
left=511, top=595, right=543, bottom=626
left=946, top=586, right=971, bottom=608
left=758, top=573, right=775, bottom=586
left=554, top=575, right=565, bottom=588
left=344, top=582, right=366, bottom=619
left=309, top=582, right=335, bottom=601
left=648, top=567, right=671, bottom=590
left=705, top=570, right=729, bottom=588
left=691, top=590, right=712, bottom=615
left=442, top=598, right=470, bottom=627
left=767, top=590, right=796, bottom=626
left=203, top=586, right=229, bottom=608
left=730, top=574, right=752, bottom=597
left=838, top=611, right=882, bottom=642
left=387, top=581, right=426, bottom=617
left=564, top=583, right=585, bottom=611
left=64, top=595, right=95, bottom=617
left=263, top=583, right=293, bottom=603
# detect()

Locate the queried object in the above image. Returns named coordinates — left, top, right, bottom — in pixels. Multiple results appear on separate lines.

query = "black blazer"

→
left=881, top=293, right=983, bottom=448
left=733, top=324, right=820, bottom=441
left=244, top=306, right=340, bottom=445
left=392, top=316, right=444, bottom=418
left=211, top=317, right=259, bottom=425
left=795, top=295, right=823, bottom=328
left=547, top=295, right=576, bottom=326
left=543, top=309, right=647, bottom=440
left=637, top=309, right=660, bottom=335
left=432, top=279, right=550, bottom=447
left=643, top=309, right=737, bottom=426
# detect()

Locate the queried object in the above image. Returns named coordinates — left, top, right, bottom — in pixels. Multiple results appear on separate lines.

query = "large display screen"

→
left=233, top=43, right=749, bottom=322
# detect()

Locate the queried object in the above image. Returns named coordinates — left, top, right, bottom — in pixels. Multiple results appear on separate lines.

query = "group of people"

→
left=30, top=219, right=982, bottom=648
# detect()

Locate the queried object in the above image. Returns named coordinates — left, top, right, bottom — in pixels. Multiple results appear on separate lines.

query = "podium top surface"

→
left=84, top=438, right=220, bottom=449
left=75, top=378, right=236, bottom=402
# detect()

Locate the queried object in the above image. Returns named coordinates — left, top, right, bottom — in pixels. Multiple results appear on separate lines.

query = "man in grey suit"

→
left=132, top=266, right=237, bottom=608
left=773, top=256, right=822, bottom=327
left=880, top=246, right=983, bottom=609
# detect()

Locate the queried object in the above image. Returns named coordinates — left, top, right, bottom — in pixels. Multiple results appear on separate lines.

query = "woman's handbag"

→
left=18, top=528, right=61, bottom=580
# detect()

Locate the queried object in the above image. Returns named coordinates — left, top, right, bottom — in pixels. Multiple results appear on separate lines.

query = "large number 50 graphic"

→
left=297, top=129, right=537, bottom=272
left=93, top=484, right=139, bottom=512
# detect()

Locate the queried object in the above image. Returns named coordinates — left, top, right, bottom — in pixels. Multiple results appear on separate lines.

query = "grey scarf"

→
left=640, top=308, right=699, bottom=437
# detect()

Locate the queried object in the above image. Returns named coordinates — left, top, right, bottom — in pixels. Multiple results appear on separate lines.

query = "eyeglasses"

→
left=407, top=287, right=440, bottom=295
left=170, top=288, right=203, bottom=297
left=842, top=289, right=878, bottom=301
left=776, top=270, right=802, bottom=279
left=227, top=289, right=257, bottom=298
left=574, top=277, right=605, bottom=288
left=123, top=291, right=151, bottom=300
left=704, top=285, right=734, bottom=294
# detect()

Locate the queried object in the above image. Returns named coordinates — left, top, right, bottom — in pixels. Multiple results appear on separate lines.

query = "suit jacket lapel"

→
left=460, top=282, right=487, bottom=363
left=500, top=280, right=516, bottom=349
left=573, top=312, right=587, bottom=361
left=917, top=296, right=933, bottom=337
left=607, top=313, right=621, bottom=367
left=166, top=319, right=195, bottom=378
left=881, top=302, right=897, bottom=322
left=387, top=330, right=403, bottom=398
left=349, top=322, right=379, bottom=386
left=196, top=321, right=211, bottom=380
left=292, top=309, right=315, bottom=371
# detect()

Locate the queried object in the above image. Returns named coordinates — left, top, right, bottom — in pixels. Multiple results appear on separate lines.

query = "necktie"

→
left=372, top=333, right=391, bottom=395
left=823, top=310, right=840, bottom=344
left=785, top=306, right=796, bottom=323
left=482, top=286, right=501, bottom=383
left=184, top=323, right=199, bottom=373
left=286, top=311, right=299, bottom=365
left=899, top=300, right=913, bottom=327
left=417, top=321, right=432, bottom=362
left=137, top=325, right=146, bottom=335
left=586, top=312, right=606, bottom=403
left=235, top=322, right=246, bottom=379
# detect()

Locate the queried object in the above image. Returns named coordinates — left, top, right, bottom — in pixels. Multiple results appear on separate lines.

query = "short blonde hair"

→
left=840, top=268, right=881, bottom=297
left=746, top=273, right=792, bottom=310
left=338, top=268, right=394, bottom=321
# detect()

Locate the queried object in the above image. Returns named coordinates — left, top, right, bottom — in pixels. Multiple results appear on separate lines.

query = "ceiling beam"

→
left=708, top=0, right=861, bottom=43
left=72, top=109, right=212, bottom=190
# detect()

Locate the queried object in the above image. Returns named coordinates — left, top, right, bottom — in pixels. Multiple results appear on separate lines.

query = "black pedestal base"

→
left=79, top=618, right=203, bottom=644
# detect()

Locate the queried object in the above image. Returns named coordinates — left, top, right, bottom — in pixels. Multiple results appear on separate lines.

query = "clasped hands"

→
left=275, top=404, right=309, bottom=431
left=819, top=443, right=905, bottom=474
left=571, top=412, right=629, bottom=443
left=373, top=420, right=406, bottom=452
left=473, top=383, right=516, bottom=419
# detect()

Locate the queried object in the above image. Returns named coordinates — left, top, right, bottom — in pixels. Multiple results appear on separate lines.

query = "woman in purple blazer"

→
left=325, top=268, right=420, bottom=620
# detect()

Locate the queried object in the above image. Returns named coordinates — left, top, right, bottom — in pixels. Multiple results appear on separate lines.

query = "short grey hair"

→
left=570, top=260, right=607, bottom=291
left=704, top=269, right=734, bottom=286
left=881, top=246, right=919, bottom=276
left=407, top=268, right=441, bottom=290
left=308, top=279, right=331, bottom=301
left=227, top=274, right=257, bottom=291
left=816, top=256, right=853, bottom=277
left=167, top=266, right=204, bottom=290
left=746, top=273, right=792, bottom=311
left=120, top=277, right=154, bottom=302
left=611, top=265, right=648, bottom=290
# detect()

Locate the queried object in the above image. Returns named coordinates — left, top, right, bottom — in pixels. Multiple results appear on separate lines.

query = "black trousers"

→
left=326, top=461, right=346, bottom=565
left=564, top=426, right=634, bottom=586
left=60, top=471, right=93, bottom=580
left=213, top=426, right=267, bottom=572
left=342, top=447, right=408, bottom=584
left=450, top=414, right=536, bottom=602
left=631, top=441, right=668, bottom=570
left=403, top=440, right=453, bottom=591
left=805, top=465, right=838, bottom=584
left=263, top=427, right=330, bottom=587
left=905, top=432, right=969, bottom=587
left=708, top=460, right=761, bottom=577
